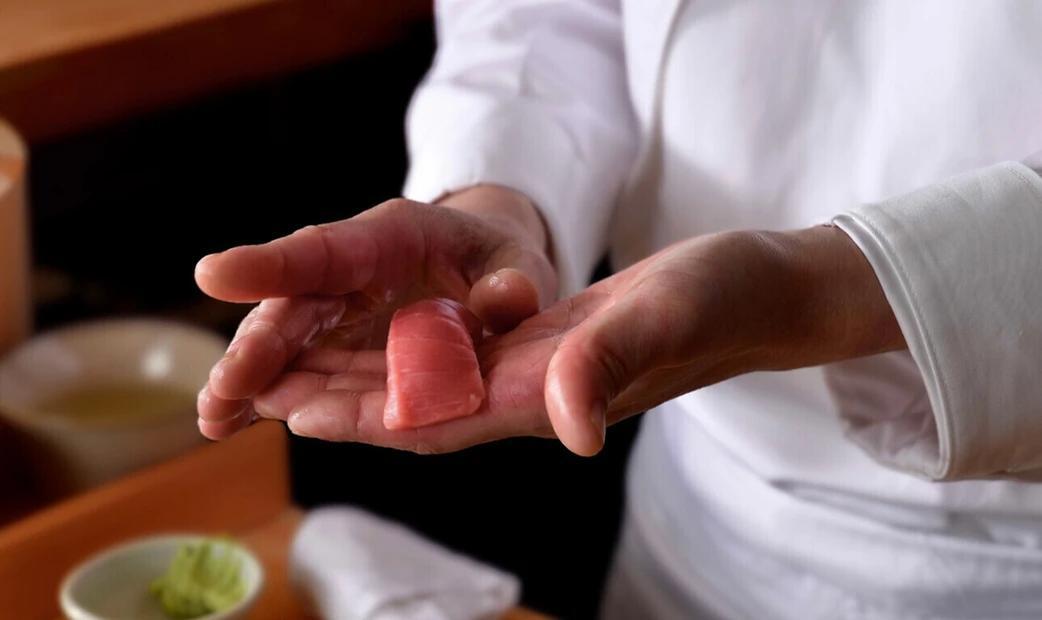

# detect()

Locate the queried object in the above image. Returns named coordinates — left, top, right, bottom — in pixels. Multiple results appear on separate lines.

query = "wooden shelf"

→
left=0, top=0, right=431, bottom=141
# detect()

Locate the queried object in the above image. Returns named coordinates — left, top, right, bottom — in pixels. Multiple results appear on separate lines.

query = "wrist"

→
left=765, top=225, right=905, bottom=367
left=435, top=184, right=551, bottom=257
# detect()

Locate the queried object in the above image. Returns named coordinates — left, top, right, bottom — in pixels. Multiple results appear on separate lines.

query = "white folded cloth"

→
left=289, top=506, right=521, bottom=620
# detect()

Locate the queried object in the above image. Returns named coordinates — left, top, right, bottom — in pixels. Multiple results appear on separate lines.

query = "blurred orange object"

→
left=0, top=0, right=431, bottom=141
left=0, top=118, right=31, bottom=509
left=0, top=118, right=28, bottom=357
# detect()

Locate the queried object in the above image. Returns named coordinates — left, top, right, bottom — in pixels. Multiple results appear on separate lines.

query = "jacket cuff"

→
left=834, top=162, right=1042, bottom=479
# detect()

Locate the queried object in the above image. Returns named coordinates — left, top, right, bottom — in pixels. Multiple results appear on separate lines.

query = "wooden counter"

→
left=0, top=421, right=545, bottom=619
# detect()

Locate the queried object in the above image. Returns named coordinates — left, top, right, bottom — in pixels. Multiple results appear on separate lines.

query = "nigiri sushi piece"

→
left=384, top=298, right=485, bottom=430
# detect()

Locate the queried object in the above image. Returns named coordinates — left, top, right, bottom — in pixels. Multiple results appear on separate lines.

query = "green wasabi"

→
left=150, top=538, right=246, bottom=619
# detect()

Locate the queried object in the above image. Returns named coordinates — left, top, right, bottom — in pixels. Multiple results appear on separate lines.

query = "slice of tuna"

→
left=384, top=298, right=485, bottom=430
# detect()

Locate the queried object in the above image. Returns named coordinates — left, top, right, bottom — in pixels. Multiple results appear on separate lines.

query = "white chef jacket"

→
left=403, top=1, right=1042, bottom=617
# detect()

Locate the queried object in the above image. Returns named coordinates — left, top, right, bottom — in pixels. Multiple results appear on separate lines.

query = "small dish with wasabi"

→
left=60, top=535, right=263, bottom=620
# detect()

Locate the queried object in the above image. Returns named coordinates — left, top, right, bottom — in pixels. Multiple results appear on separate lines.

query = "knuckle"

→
left=559, top=333, right=631, bottom=399
left=295, top=224, right=324, bottom=237
left=286, top=226, right=332, bottom=292
left=375, top=197, right=415, bottom=216
left=249, top=319, right=289, bottom=357
left=640, top=270, right=689, bottom=300
left=591, top=337, right=632, bottom=398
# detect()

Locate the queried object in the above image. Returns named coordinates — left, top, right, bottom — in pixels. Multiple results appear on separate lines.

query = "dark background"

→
left=28, top=20, right=640, bottom=619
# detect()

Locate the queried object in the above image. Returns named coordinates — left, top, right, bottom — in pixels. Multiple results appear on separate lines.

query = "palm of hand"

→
left=196, top=199, right=557, bottom=445
left=198, top=202, right=781, bottom=456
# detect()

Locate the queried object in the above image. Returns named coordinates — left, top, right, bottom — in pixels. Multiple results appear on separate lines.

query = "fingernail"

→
left=196, top=385, right=210, bottom=409
left=492, top=267, right=527, bottom=287
left=486, top=270, right=508, bottom=290
left=195, top=254, right=218, bottom=275
left=252, top=394, right=273, bottom=419
left=197, top=416, right=213, bottom=440
left=287, top=409, right=316, bottom=437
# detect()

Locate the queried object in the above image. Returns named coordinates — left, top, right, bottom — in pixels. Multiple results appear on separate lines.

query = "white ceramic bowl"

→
left=0, top=318, right=226, bottom=494
left=60, top=535, right=264, bottom=620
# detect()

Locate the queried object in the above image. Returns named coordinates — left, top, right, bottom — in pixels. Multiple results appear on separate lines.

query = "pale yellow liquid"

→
left=32, top=383, right=196, bottom=425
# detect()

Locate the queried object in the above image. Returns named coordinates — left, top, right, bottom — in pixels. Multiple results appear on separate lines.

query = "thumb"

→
left=468, top=243, right=557, bottom=333
left=544, top=293, right=673, bottom=456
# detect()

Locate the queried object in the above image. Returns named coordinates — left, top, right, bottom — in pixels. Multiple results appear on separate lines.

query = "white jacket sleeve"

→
left=833, top=159, right=1042, bottom=480
left=402, top=0, right=638, bottom=294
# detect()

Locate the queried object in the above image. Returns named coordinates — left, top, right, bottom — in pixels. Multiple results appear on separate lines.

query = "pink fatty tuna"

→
left=384, top=298, right=486, bottom=430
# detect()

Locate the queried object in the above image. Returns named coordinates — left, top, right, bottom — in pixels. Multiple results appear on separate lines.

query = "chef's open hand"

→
left=194, top=186, right=555, bottom=440
left=535, top=226, right=905, bottom=455
left=207, top=224, right=902, bottom=457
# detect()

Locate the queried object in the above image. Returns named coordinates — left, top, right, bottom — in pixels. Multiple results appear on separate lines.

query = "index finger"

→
left=195, top=199, right=493, bottom=303
left=195, top=218, right=390, bottom=303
